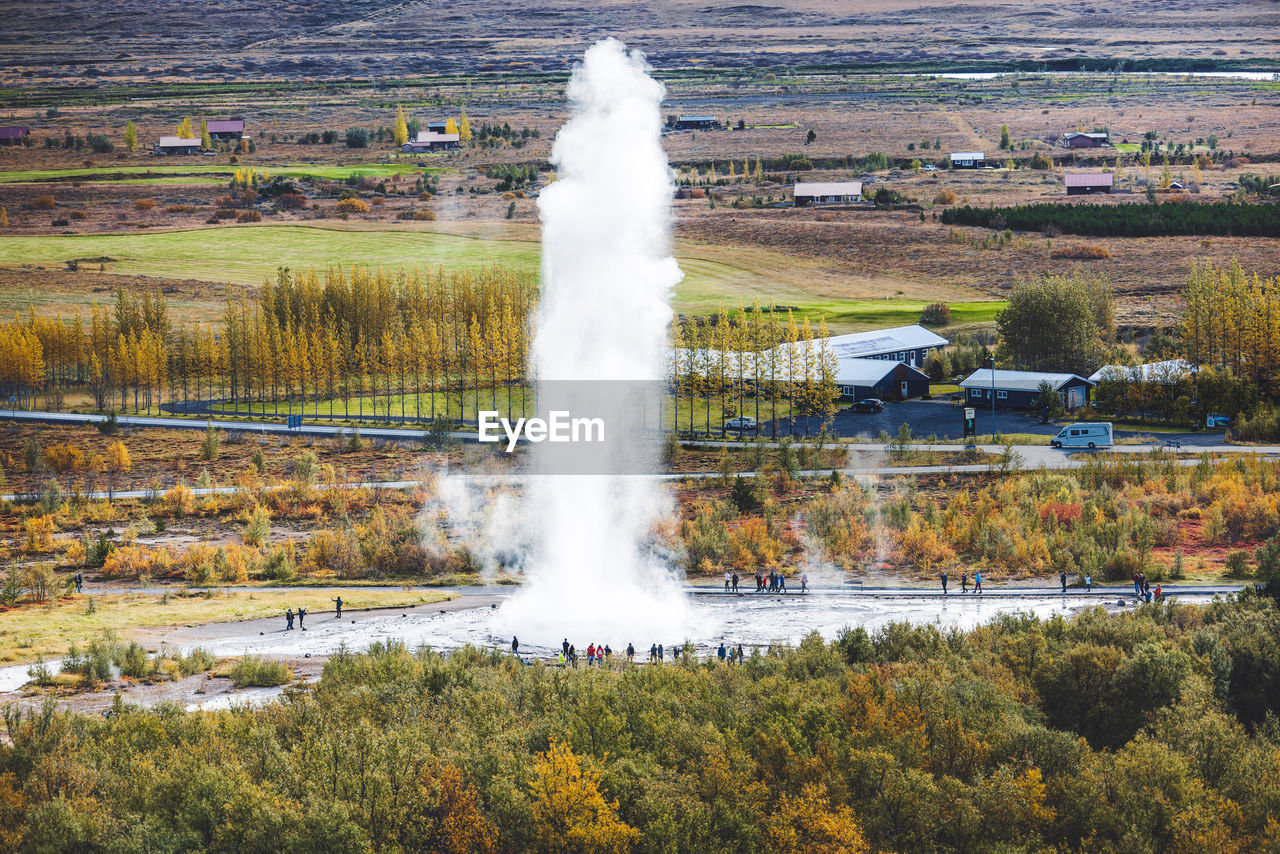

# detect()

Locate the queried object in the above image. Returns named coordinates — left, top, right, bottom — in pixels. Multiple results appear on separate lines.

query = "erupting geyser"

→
left=496, top=38, right=690, bottom=641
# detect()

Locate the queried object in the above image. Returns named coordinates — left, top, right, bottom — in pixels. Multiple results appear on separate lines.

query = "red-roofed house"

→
left=1064, top=172, right=1114, bottom=195
left=0, top=127, right=30, bottom=145
left=206, top=119, right=245, bottom=140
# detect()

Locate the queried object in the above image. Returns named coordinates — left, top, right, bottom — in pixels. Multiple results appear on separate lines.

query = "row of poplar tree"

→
left=0, top=268, right=841, bottom=433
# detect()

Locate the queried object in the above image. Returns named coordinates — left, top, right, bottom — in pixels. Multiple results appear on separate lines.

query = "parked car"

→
left=723, top=416, right=757, bottom=432
left=843, top=399, right=884, bottom=414
left=923, top=164, right=938, bottom=172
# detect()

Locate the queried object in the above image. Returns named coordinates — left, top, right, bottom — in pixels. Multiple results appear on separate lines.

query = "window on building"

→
left=996, top=391, right=1007, bottom=399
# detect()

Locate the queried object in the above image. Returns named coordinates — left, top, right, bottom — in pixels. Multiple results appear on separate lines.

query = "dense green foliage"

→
left=6, top=597, right=1280, bottom=852
left=995, top=271, right=1115, bottom=374
left=941, top=200, right=1280, bottom=237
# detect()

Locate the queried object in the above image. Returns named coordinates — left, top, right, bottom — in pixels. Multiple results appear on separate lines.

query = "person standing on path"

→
left=778, top=573, right=787, bottom=593
left=725, top=570, right=732, bottom=592
left=1085, top=574, right=1092, bottom=592
left=563, top=638, right=570, bottom=658
left=718, top=642, right=727, bottom=663
left=74, top=572, right=83, bottom=593
left=731, top=572, right=739, bottom=593
left=1060, top=572, right=1068, bottom=594
left=801, top=573, right=808, bottom=594
left=297, top=607, right=306, bottom=629
left=941, top=572, right=948, bottom=595
left=961, top=572, right=969, bottom=594
left=285, top=608, right=294, bottom=631
left=737, top=644, right=744, bottom=664
left=974, top=572, right=983, bottom=594
left=332, top=596, right=343, bottom=618
left=511, top=636, right=519, bottom=656
left=626, top=643, right=635, bottom=662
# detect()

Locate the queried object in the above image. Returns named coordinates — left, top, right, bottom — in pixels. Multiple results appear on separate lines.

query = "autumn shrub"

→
left=236, top=210, right=262, bottom=223
left=31, top=195, right=56, bottom=210
left=165, top=484, right=195, bottom=517
left=307, top=527, right=363, bottom=577
left=933, top=188, right=959, bottom=205
left=335, top=197, right=370, bottom=213
left=102, top=544, right=173, bottom=579
left=164, top=204, right=196, bottom=213
left=278, top=193, right=306, bottom=210
left=133, top=198, right=155, bottom=211
left=229, top=654, right=291, bottom=688
left=41, top=443, right=84, bottom=474
left=22, top=515, right=55, bottom=553
left=68, top=209, right=86, bottom=220
left=920, top=302, right=951, bottom=325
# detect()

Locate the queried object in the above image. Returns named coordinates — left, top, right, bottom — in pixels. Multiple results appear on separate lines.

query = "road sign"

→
left=963, top=407, right=976, bottom=437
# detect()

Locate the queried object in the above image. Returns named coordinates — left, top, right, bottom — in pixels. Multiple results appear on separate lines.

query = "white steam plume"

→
left=496, top=38, right=690, bottom=644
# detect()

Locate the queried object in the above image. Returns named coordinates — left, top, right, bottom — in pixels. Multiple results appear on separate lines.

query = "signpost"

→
left=963, top=407, right=976, bottom=453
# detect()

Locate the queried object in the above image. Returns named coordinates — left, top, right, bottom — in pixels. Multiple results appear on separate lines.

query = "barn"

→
left=426, top=121, right=449, bottom=133
left=793, top=181, right=863, bottom=205
left=1065, top=172, right=1114, bottom=195
left=672, top=115, right=719, bottom=130
left=950, top=151, right=986, bottom=169
left=153, top=136, right=201, bottom=155
left=0, top=127, right=30, bottom=145
left=960, top=369, right=1094, bottom=410
left=402, top=131, right=460, bottom=152
left=206, top=119, right=245, bottom=140
left=836, top=359, right=930, bottom=401
left=1059, top=131, right=1111, bottom=148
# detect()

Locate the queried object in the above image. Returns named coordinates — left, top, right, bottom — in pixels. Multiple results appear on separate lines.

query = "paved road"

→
left=5, top=405, right=1228, bottom=446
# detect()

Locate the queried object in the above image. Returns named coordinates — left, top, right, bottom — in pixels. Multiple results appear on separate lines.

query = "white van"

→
left=1051, top=422, right=1113, bottom=449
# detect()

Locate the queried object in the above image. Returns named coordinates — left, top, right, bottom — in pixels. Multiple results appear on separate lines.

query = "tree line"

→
left=942, top=199, right=1280, bottom=237
left=0, top=271, right=841, bottom=435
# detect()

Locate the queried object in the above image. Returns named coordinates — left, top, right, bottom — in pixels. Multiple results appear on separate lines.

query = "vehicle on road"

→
left=1050, top=422, right=1113, bottom=449
left=723, top=416, right=757, bottom=432
left=843, top=399, right=884, bottom=414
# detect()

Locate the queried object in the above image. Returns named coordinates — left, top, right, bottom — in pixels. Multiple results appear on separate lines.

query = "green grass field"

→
left=0, top=162, right=442, bottom=185
left=0, top=223, right=1003, bottom=331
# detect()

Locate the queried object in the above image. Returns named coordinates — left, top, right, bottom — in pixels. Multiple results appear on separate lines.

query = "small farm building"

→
left=206, top=119, right=245, bottom=140
left=794, top=181, right=863, bottom=205
left=0, top=127, right=30, bottom=145
left=1065, top=172, right=1114, bottom=195
left=673, top=115, right=719, bottom=130
left=403, top=132, right=460, bottom=152
left=960, top=369, right=1094, bottom=410
left=154, top=136, right=201, bottom=155
left=1059, top=131, right=1111, bottom=148
left=950, top=151, right=986, bottom=168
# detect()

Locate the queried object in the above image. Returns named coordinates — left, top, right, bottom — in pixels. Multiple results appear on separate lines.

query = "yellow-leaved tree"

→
left=176, top=117, right=193, bottom=139
left=529, top=739, right=638, bottom=854
left=124, top=120, right=137, bottom=153
left=459, top=105, right=472, bottom=144
left=393, top=105, right=409, bottom=146
left=763, top=783, right=871, bottom=854
left=199, top=118, right=211, bottom=149
left=445, top=117, right=458, bottom=135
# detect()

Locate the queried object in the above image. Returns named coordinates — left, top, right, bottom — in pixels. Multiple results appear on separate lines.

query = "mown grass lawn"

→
left=0, top=223, right=1002, bottom=332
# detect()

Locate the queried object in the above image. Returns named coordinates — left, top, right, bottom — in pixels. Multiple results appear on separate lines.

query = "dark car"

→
left=844, top=399, right=884, bottom=414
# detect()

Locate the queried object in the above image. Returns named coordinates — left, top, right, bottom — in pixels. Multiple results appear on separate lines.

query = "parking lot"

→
left=714, top=400, right=1222, bottom=445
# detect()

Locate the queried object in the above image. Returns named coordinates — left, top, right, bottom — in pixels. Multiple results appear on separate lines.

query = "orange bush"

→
left=335, top=198, right=370, bottom=213
left=133, top=198, right=155, bottom=211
